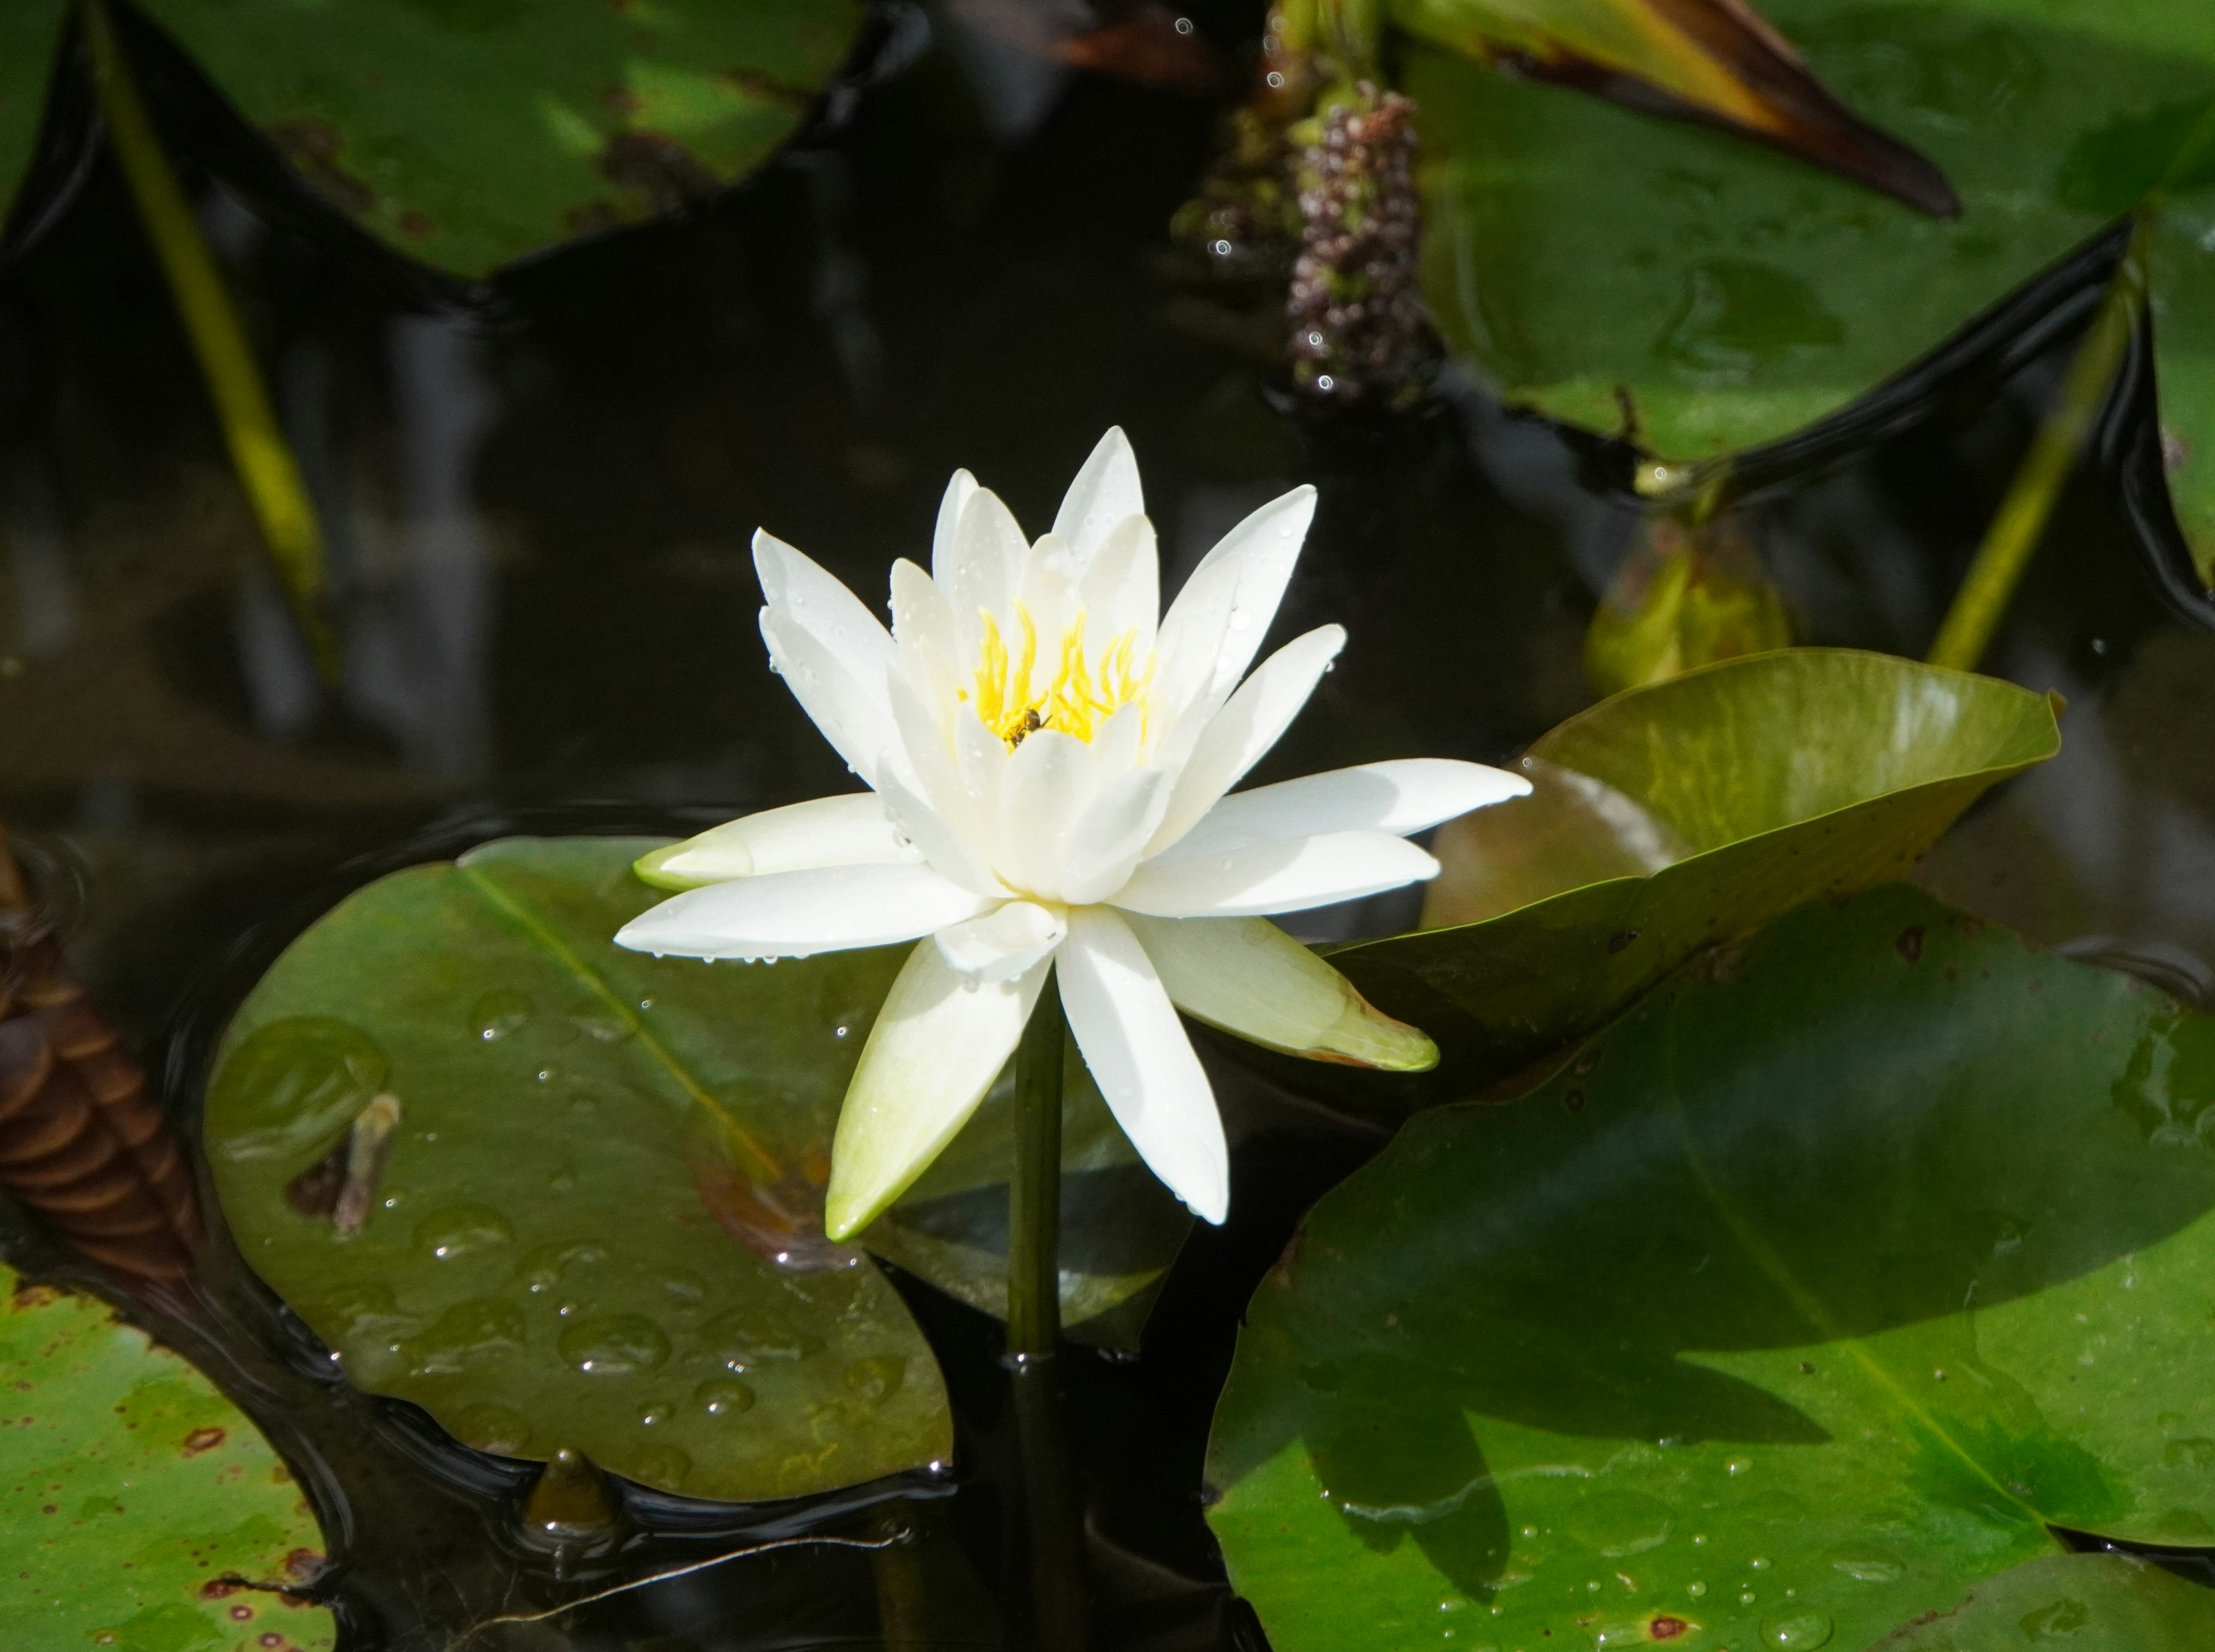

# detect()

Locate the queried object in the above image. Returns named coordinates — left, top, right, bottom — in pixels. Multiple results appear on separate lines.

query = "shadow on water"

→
left=4, top=0, right=2215, bottom=1645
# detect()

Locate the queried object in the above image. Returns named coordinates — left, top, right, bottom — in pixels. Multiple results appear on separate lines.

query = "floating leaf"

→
left=1877, top=1553, right=2215, bottom=1650
left=1332, top=649, right=2059, bottom=1082
left=206, top=836, right=949, bottom=1503
left=0, top=0, right=868, bottom=277
left=1413, top=0, right=2215, bottom=570
left=1208, top=884, right=2215, bottom=1652
left=0, top=1258, right=336, bottom=1650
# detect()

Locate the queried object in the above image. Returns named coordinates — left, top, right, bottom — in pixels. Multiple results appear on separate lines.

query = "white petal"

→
left=1016, top=532, right=1083, bottom=648
left=934, top=900, right=1067, bottom=981
left=873, top=765, right=1010, bottom=899
left=1057, top=906, right=1227, bottom=1224
left=932, top=468, right=980, bottom=576
left=753, top=530, right=898, bottom=686
left=996, top=729, right=1096, bottom=900
left=889, top=558, right=965, bottom=720
left=944, top=487, right=1029, bottom=651
left=1076, top=513, right=1160, bottom=654
left=760, top=607, right=905, bottom=791
left=613, top=862, right=992, bottom=960
left=1051, top=427, right=1145, bottom=560
left=825, top=942, right=1049, bottom=1240
left=1188, top=486, right=1317, bottom=700
left=1159, top=759, right=1532, bottom=862
left=1060, top=767, right=1173, bottom=906
left=635, top=794, right=920, bottom=891
left=1122, top=913, right=1436, bottom=1070
left=1114, top=830, right=1437, bottom=918
left=1147, top=555, right=1244, bottom=755
left=1146, top=624, right=1346, bottom=855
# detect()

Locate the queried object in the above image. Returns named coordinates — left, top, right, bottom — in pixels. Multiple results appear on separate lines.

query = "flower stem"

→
left=1926, top=216, right=2149, bottom=673
left=1007, top=975, right=1086, bottom=1649
left=81, top=0, right=339, bottom=680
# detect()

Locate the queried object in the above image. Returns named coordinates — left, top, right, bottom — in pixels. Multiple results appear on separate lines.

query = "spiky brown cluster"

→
left=1286, top=84, right=1429, bottom=402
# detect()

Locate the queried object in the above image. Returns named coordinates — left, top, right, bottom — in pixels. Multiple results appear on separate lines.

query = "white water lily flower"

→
left=618, top=430, right=1529, bottom=1238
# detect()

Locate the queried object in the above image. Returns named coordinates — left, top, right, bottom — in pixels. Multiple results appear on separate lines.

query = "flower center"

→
left=966, top=602, right=1151, bottom=749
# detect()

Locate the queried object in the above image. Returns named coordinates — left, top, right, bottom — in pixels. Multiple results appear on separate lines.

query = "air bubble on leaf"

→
left=1760, top=1610, right=1833, bottom=1648
left=843, top=1356, right=907, bottom=1407
left=415, top=1206, right=513, bottom=1261
left=470, top=990, right=534, bottom=1042
left=456, top=1402, right=532, bottom=1455
left=696, top=1378, right=756, bottom=1417
left=559, top=1315, right=671, bottom=1375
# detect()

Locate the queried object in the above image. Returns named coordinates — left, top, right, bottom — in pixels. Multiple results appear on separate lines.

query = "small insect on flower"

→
left=616, top=430, right=1529, bottom=1237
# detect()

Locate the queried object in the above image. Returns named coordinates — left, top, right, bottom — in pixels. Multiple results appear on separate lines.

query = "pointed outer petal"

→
left=1076, top=513, right=1160, bottom=654
left=1016, top=533, right=1083, bottom=647
left=1088, top=699, right=1146, bottom=779
left=635, top=794, right=922, bottom=891
left=996, top=729, right=1097, bottom=901
left=889, top=558, right=965, bottom=718
left=945, top=487, right=1029, bottom=651
left=613, top=862, right=993, bottom=960
left=931, top=468, right=979, bottom=579
left=1114, top=830, right=1439, bottom=919
left=1050, top=427, right=1145, bottom=560
left=760, top=607, right=907, bottom=790
left=824, top=943, right=1049, bottom=1241
left=933, top=900, right=1067, bottom=982
left=1146, top=624, right=1347, bottom=855
left=872, top=766, right=1010, bottom=900
left=1122, top=913, right=1437, bottom=1071
left=753, top=530, right=899, bottom=686
left=1061, top=767, right=1174, bottom=907
left=1187, top=485, right=1317, bottom=700
left=1146, top=555, right=1244, bottom=757
left=955, top=705, right=1009, bottom=844
left=1155, top=759, right=1534, bottom=863
left=1057, top=906, right=1228, bottom=1225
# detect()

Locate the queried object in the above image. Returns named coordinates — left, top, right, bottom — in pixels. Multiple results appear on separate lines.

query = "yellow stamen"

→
left=970, top=600, right=1152, bottom=748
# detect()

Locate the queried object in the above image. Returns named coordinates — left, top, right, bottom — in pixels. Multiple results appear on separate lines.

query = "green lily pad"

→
left=1411, top=0, right=2215, bottom=569
left=0, top=0, right=866, bottom=279
left=0, top=1259, right=336, bottom=1652
left=1330, top=648, right=2060, bottom=1084
left=1208, top=884, right=2215, bottom=1652
left=1877, top=1553, right=2215, bottom=1650
left=205, top=836, right=951, bottom=1503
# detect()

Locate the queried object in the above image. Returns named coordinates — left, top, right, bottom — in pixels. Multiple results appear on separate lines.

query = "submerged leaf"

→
left=0, top=1259, right=336, bottom=1649
left=1209, top=885, right=2215, bottom=1651
left=1337, top=648, right=2059, bottom=1082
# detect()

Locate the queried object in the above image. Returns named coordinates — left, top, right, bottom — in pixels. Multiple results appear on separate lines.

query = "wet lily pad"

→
left=1208, top=884, right=2215, bottom=1652
left=0, top=1258, right=336, bottom=1651
left=1878, top=1553, right=2215, bottom=1650
left=0, top=0, right=866, bottom=279
left=1331, top=649, right=2059, bottom=1083
left=205, top=836, right=952, bottom=1503
left=1413, top=0, right=2215, bottom=568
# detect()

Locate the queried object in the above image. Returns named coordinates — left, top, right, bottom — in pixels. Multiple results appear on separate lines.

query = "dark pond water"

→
left=6, top=2, right=2215, bottom=1647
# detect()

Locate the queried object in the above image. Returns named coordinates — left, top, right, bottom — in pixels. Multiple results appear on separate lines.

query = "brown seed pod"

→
left=0, top=828, right=202, bottom=1285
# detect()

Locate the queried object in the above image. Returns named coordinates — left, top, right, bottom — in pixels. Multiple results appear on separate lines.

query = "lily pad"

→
left=1877, top=1553, right=2215, bottom=1650
left=1208, top=884, right=2215, bottom=1652
left=205, top=836, right=951, bottom=1503
left=1330, top=648, right=2059, bottom=1083
left=0, top=0, right=866, bottom=279
left=1411, top=0, right=2215, bottom=569
left=0, top=1258, right=336, bottom=1652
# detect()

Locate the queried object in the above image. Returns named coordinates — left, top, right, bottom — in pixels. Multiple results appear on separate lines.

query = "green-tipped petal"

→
left=1121, top=912, right=1437, bottom=1071
left=825, top=938, right=1050, bottom=1240
left=632, top=794, right=919, bottom=892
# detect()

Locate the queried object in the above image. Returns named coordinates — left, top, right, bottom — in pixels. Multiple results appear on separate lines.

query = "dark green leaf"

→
left=1208, top=885, right=2215, bottom=1652
left=0, top=3, right=66, bottom=226
left=1875, top=1553, right=2215, bottom=1650
left=120, top=0, right=866, bottom=277
left=1336, top=648, right=2060, bottom=1081
left=1411, top=2, right=2215, bottom=568
left=0, top=1260, right=336, bottom=1649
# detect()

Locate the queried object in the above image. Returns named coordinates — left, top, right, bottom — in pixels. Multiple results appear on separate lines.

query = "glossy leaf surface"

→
left=64, top=0, right=868, bottom=277
left=1877, top=1554, right=2215, bottom=1650
left=0, top=1260, right=335, bottom=1651
left=1210, top=885, right=2215, bottom=1652
left=1413, top=0, right=2215, bottom=566
left=1338, top=648, right=2059, bottom=1080
left=206, top=836, right=951, bottom=1503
